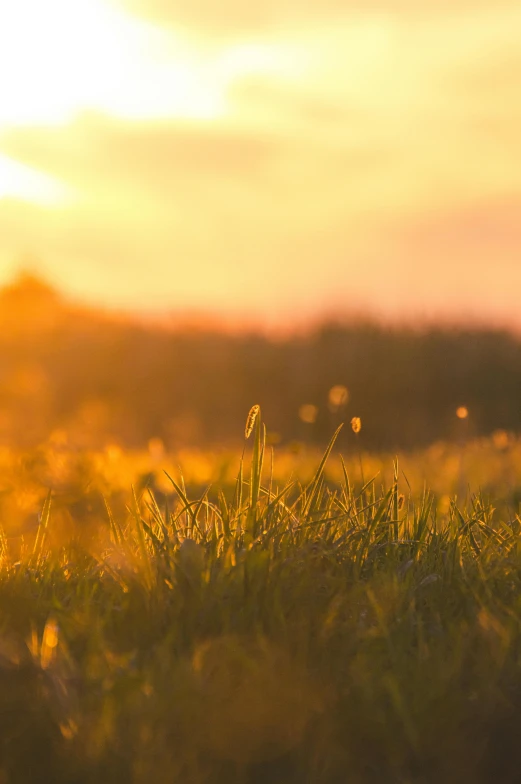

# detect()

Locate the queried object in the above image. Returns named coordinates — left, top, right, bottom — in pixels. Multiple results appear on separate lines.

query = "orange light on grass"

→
left=299, top=404, right=318, bottom=424
left=328, top=385, right=349, bottom=410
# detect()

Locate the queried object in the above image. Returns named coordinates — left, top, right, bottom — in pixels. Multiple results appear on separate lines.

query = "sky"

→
left=0, top=0, right=520, bottom=329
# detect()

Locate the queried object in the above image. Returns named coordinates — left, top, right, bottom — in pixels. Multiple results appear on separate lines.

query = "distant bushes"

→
left=1, top=274, right=521, bottom=450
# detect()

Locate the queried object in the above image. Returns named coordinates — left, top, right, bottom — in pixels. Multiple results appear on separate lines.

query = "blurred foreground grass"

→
left=1, top=415, right=521, bottom=782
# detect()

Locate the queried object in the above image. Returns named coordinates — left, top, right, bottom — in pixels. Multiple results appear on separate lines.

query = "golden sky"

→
left=0, top=0, right=520, bottom=327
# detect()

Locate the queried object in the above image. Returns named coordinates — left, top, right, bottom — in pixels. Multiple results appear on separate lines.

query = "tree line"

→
left=0, top=274, right=520, bottom=451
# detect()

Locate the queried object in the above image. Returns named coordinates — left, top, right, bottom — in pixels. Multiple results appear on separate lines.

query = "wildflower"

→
left=351, top=416, right=362, bottom=434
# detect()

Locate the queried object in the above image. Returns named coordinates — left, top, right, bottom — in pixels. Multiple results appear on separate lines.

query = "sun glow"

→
left=0, top=0, right=306, bottom=204
left=0, top=154, right=70, bottom=205
left=0, top=0, right=228, bottom=128
left=1, top=0, right=520, bottom=324
left=0, top=0, right=231, bottom=203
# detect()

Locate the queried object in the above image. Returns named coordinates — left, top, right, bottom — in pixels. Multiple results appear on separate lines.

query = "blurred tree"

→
left=1, top=272, right=521, bottom=450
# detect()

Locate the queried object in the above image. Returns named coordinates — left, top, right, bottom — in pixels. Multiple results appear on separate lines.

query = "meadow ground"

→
left=1, top=415, right=521, bottom=782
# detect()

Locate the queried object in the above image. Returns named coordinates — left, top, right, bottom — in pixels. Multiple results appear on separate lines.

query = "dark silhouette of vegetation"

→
left=1, top=272, right=521, bottom=450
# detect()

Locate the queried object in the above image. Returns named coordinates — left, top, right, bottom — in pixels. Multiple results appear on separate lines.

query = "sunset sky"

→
left=0, top=0, right=520, bottom=328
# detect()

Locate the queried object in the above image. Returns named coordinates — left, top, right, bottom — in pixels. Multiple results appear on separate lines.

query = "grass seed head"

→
left=351, top=416, right=362, bottom=434
left=245, top=405, right=260, bottom=439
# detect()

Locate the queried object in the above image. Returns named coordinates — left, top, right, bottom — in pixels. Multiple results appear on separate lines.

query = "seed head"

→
left=351, top=416, right=362, bottom=434
left=245, top=405, right=260, bottom=439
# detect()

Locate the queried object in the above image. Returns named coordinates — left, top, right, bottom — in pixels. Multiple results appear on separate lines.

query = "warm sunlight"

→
left=0, top=0, right=228, bottom=128
left=0, top=154, right=69, bottom=205
left=0, top=0, right=306, bottom=205
left=0, top=0, right=520, bottom=325
left=0, top=0, right=228, bottom=203
left=1, top=4, right=521, bottom=778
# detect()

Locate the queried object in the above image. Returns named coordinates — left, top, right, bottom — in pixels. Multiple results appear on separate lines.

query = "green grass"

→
left=2, top=412, right=521, bottom=782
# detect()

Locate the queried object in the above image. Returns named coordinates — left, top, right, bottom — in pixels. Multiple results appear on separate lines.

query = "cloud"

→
left=0, top=115, right=316, bottom=313
left=394, top=198, right=521, bottom=264
left=364, top=197, right=521, bottom=320
left=440, top=50, right=521, bottom=129
left=0, top=111, right=402, bottom=236
left=0, top=115, right=283, bottom=194
left=1, top=0, right=521, bottom=326
left=0, top=111, right=400, bottom=320
left=121, top=0, right=518, bottom=37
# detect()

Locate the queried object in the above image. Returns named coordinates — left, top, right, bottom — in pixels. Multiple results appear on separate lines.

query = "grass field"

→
left=1, top=410, right=521, bottom=783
